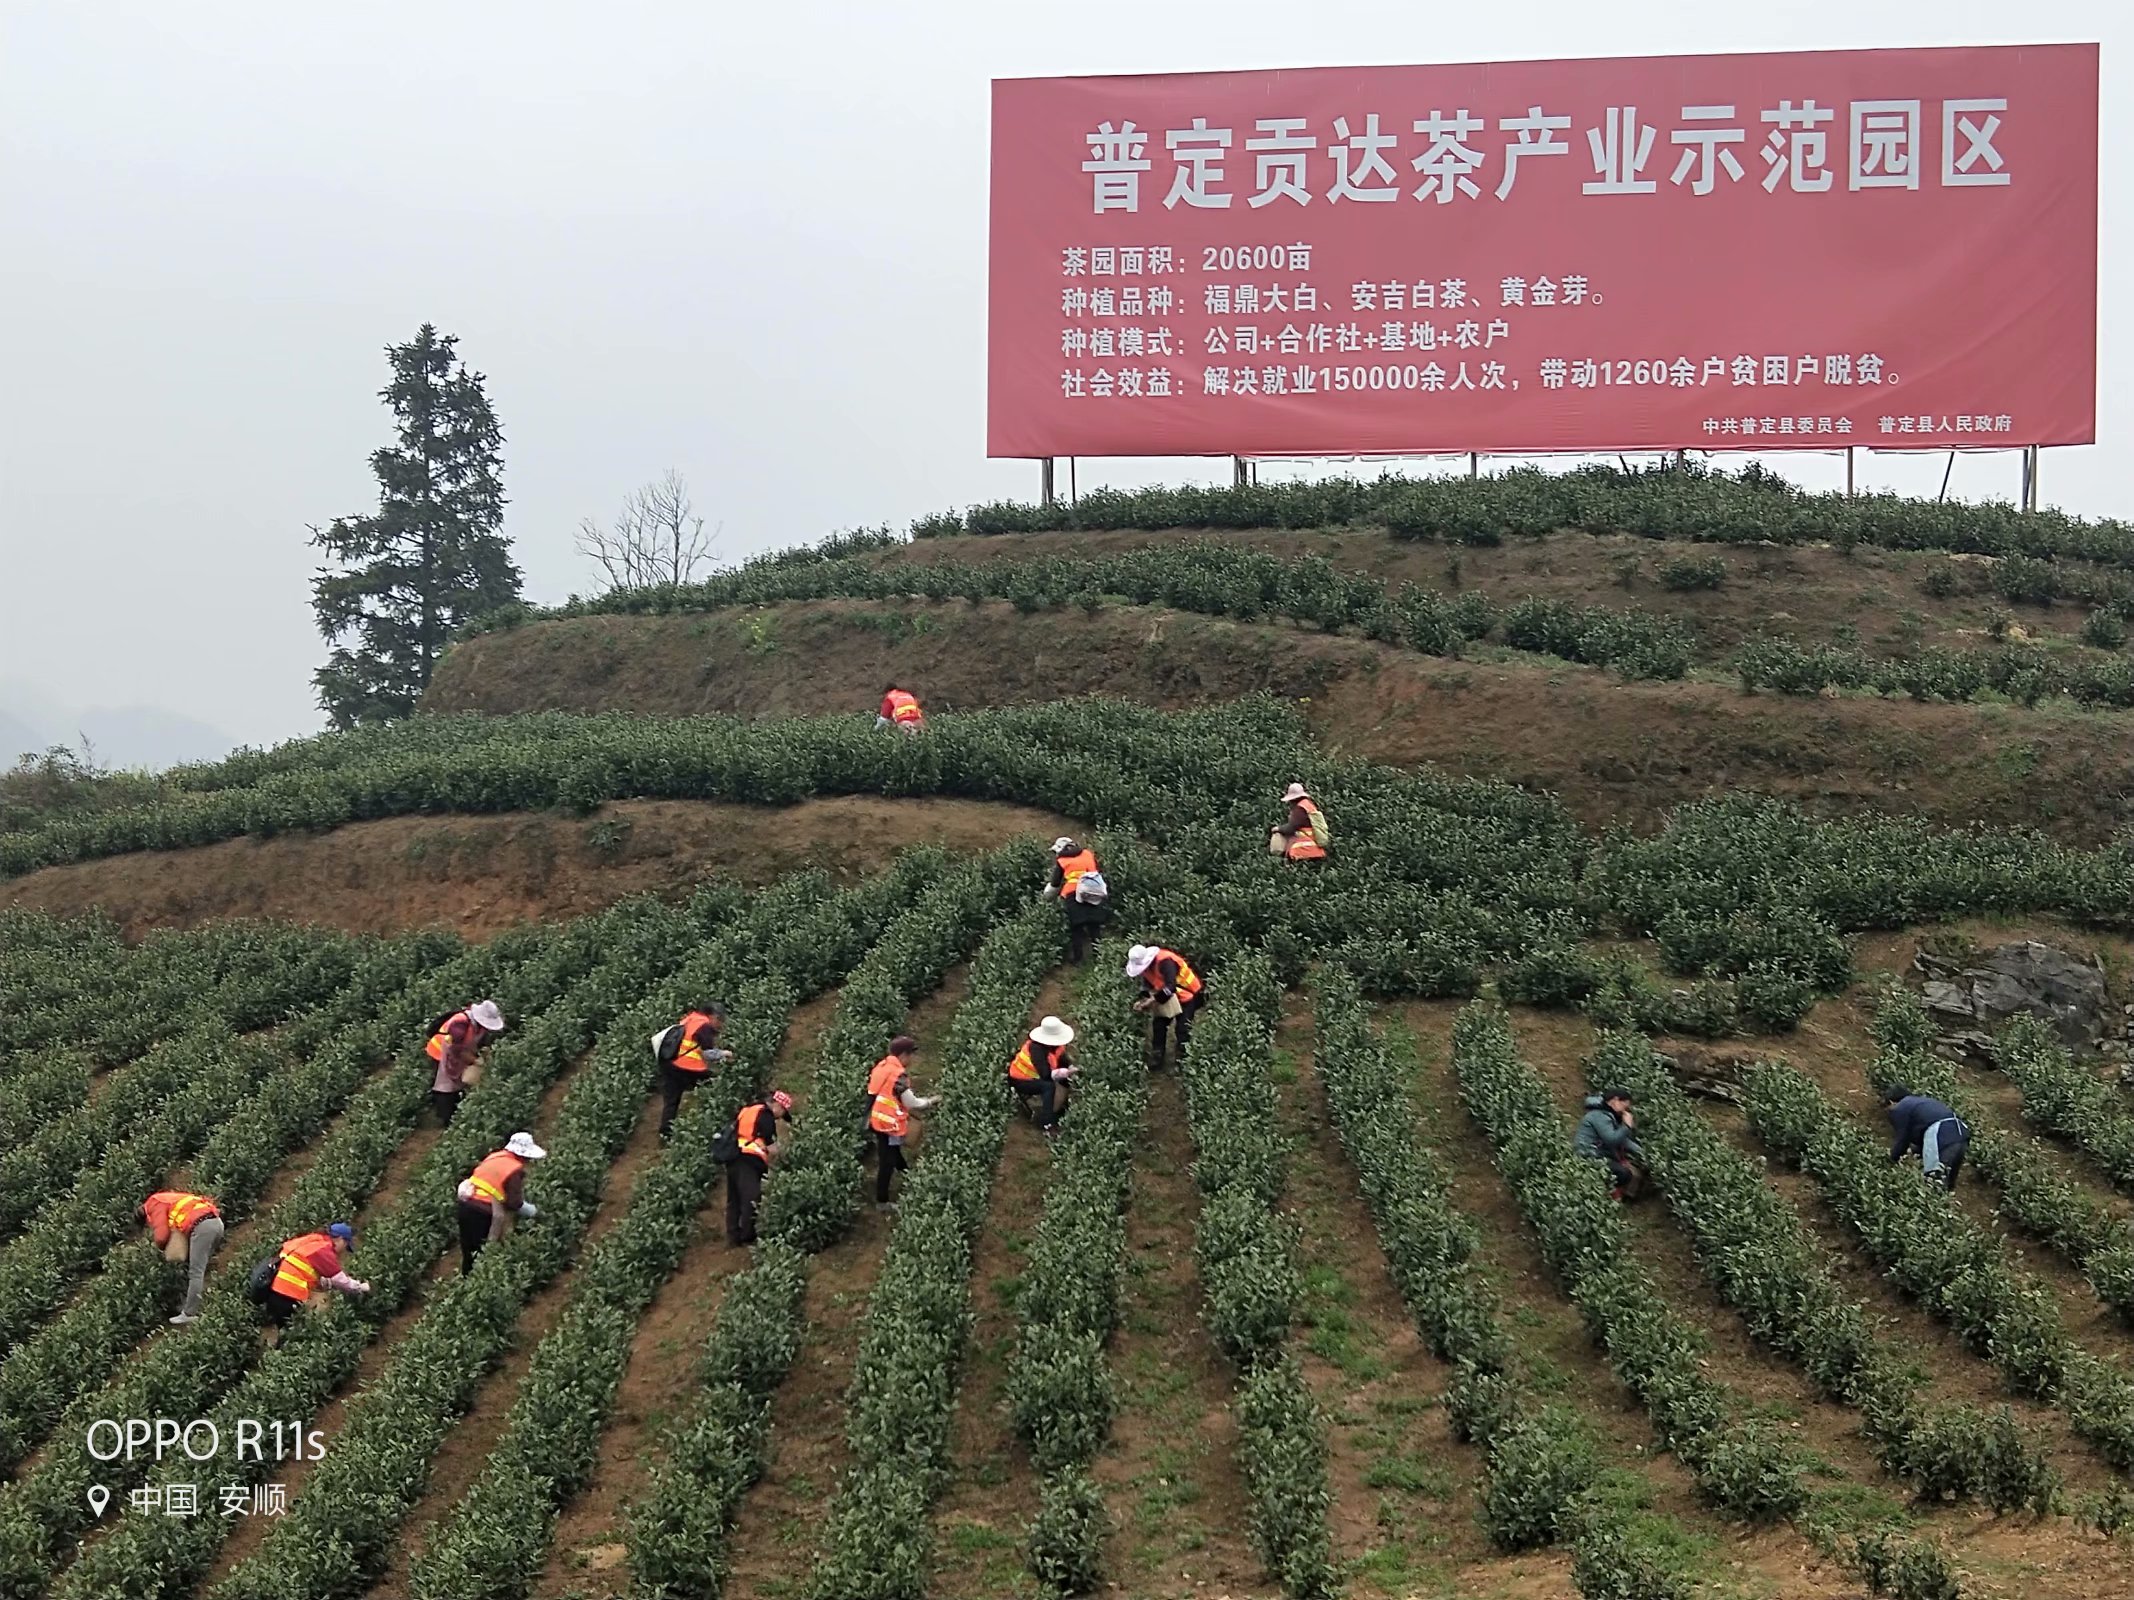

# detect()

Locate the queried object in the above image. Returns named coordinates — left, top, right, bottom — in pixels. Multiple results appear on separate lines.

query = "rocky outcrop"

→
left=1913, top=942, right=2111, bottom=1064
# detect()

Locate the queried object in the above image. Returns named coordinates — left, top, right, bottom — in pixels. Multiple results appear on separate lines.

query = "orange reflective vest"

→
left=736, top=1102, right=777, bottom=1163
left=271, top=1232, right=342, bottom=1304
left=1141, top=950, right=1203, bottom=1004
left=868, top=1056, right=910, bottom=1137
left=1285, top=804, right=1328, bottom=862
left=1055, top=848, right=1098, bottom=894
left=426, top=1011, right=470, bottom=1064
left=673, top=1010, right=720, bottom=1074
left=1009, top=1041, right=1065, bottom=1083
left=467, top=1150, right=527, bottom=1205
left=884, top=689, right=923, bottom=726
left=145, top=1190, right=219, bottom=1239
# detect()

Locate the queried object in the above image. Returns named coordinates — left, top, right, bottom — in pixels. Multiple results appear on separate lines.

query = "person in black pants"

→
left=726, top=1090, right=792, bottom=1245
left=658, top=1005, right=732, bottom=1142
left=1125, top=944, right=1205, bottom=1069
left=865, top=1036, right=936, bottom=1212
left=1006, top=1015, right=1079, bottom=1135
left=456, top=1131, right=546, bottom=1273
left=1042, top=837, right=1109, bottom=965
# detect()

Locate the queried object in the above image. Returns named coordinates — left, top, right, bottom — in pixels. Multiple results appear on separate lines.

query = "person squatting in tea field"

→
left=1006, top=1014, right=1079, bottom=1137
left=1575, top=1087, right=1650, bottom=1201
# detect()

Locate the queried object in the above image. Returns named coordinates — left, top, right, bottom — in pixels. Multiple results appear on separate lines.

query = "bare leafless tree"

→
left=576, top=469, right=720, bottom=591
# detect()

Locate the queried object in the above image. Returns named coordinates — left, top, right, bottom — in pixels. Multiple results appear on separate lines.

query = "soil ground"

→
left=2, top=796, right=1068, bottom=938
left=1270, top=1000, right=1547, bottom=1597
left=1393, top=998, right=2132, bottom=1600
left=201, top=1059, right=584, bottom=1585
left=380, top=988, right=755, bottom=1598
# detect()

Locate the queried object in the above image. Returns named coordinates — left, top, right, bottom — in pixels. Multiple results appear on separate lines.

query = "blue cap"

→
left=327, top=1222, right=354, bottom=1242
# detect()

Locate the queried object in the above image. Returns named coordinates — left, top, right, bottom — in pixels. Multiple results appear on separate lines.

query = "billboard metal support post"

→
left=1232, top=455, right=1247, bottom=488
left=1845, top=447, right=1855, bottom=499
left=1069, top=457, right=1077, bottom=505
left=1467, top=452, right=1478, bottom=480
left=2022, top=446, right=2040, bottom=513
left=1040, top=458, right=1055, bottom=507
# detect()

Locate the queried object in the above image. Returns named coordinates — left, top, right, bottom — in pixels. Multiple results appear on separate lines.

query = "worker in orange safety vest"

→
left=1270, top=783, right=1329, bottom=862
left=427, top=1000, right=506, bottom=1126
left=457, top=1131, right=547, bottom=1273
left=866, top=1035, right=936, bottom=1212
left=1126, top=944, right=1206, bottom=1070
left=261, top=1222, right=369, bottom=1344
left=141, top=1189, right=224, bottom=1324
left=1042, top=836, right=1110, bottom=964
left=725, top=1089, right=794, bottom=1245
left=876, top=684, right=925, bottom=734
left=656, top=1004, right=733, bottom=1142
left=1006, top=1015, right=1079, bottom=1136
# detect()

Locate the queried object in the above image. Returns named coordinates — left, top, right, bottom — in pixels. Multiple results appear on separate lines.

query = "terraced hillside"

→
left=424, top=470, right=2134, bottom=842
left=10, top=472, right=2134, bottom=1600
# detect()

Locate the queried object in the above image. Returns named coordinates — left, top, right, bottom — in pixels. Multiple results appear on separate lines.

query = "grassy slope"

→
left=427, top=590, right=2134, bottom=844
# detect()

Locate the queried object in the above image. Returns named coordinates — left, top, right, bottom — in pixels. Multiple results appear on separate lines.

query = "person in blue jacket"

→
left=1574, top=1088, right=1649, bottom=1200
left=1881, top=1084, right=1969, bottom=1190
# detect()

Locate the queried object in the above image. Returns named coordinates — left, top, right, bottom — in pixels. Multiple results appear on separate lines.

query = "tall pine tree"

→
left=310, top=325, right=522, bottom=728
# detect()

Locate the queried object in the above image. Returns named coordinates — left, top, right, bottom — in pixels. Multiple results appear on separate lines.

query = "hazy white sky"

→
left=0, top=1, right=2122, bottom=754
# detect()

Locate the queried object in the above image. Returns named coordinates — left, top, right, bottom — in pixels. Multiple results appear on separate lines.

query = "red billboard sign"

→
left=988, top=45, right=2097, bottom=458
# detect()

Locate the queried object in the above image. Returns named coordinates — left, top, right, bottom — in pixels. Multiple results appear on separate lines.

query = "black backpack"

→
left=709, top=1123, right=741, bottom=1164
left=244, top=1254, right=278, bottom=1306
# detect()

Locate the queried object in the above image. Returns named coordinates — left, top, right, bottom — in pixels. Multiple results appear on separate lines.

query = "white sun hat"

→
left=506, top=1131, right=547, bottom=1161
left=1124, top=945, right=1157, bottom=977
left=1051, top=836, right=1078, bottom=854
left=470, top=1000, right=506, bottom=1032
left=1281, top=783, right=1311, bottom=804
left=1031, top=1016, right=1076, bottom=1047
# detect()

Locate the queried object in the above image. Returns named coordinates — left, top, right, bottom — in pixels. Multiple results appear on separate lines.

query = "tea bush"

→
left=1175, top=960, right=1335, bottom=1598
left=910, top=463, right=2134, bottom=576
left=1741, top=1056, right=2134, bottom=1471
left=1453, top=1003, right=1806, bottom=1518
left=13, top=892, right=741, bottom=1600
left=413, top=859, right=993, bottom=1600
left=799, top=908, right=1060, bottom=1600
left=1584, top=1030, right=2056, bottom=1510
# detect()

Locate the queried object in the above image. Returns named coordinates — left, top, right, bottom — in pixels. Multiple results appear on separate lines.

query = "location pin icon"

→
left=86, top=1486, right=110, bottom=1518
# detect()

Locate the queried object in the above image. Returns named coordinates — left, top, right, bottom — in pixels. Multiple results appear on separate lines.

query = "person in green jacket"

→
left=1575, top=1088, right=1650, bottom=1200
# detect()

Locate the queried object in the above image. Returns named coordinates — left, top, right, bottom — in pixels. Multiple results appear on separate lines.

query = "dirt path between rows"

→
left=677, top=972, right=974, bottom=1598
left=1507, top=1010, right=1890, bottom=1492
left=1090, top=1064, right=1269, bottom=1599
left=920, top=973, right=1072, bottom=1598
left=1270, top=999, right=1548, bottom=1597
left=531, top=990, right=841, bottom=1596
left=1395, top=1002, right=1863, bottom=1600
